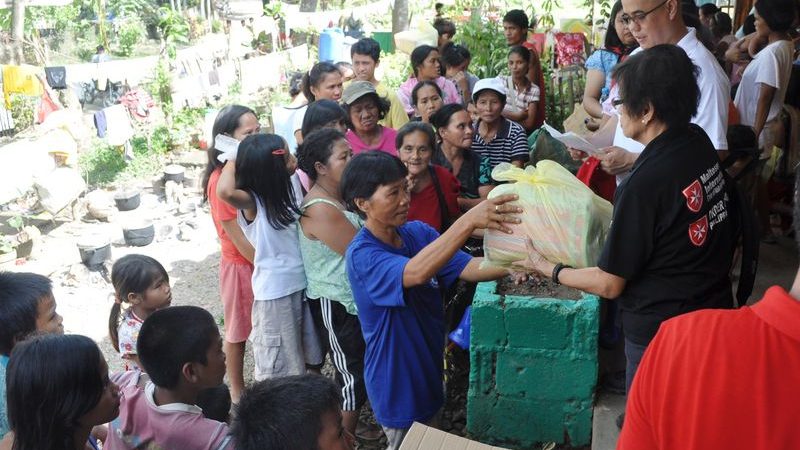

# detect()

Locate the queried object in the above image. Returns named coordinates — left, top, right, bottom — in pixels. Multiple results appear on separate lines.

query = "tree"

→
left=299, top=0, right=318, bottom=12
left=392, top=0, right=408, bottom=34
left=11, top=0, right=24, bottom=42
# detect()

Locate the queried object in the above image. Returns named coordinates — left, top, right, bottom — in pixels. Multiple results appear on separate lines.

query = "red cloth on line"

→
left=617, top=286, right=800, bottom=450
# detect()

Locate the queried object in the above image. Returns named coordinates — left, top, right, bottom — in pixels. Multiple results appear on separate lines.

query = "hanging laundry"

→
left=44, top=67, right=67, bottom=90
left=102, top=104, right=134, bottom=146
left=94, top=110, right=107, bottom=138
left=2, top=65, right=44, bottom=108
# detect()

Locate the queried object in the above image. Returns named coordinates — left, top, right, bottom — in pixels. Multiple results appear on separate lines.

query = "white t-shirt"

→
left=734, top=40, right=794, bottom=131
left=612, top=27, right=730, bottom=183
left=272, top=104, right=305, bottom=154
left=238, top=175, right=307, bottom=300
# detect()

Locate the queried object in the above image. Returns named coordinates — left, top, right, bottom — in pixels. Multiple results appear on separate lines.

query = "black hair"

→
left=612, top=44, right=699, bottom=129
left=96, top=45, right=105, bottom=52
left=342, top=94, right=391, bottom=129
left=681, top=0, right=715, bottom=51
left=288, top=71, right=304, bottom=97
left=508, top=45, right=532, bottom=64
left=433, top=18, right=456, bottom=37
left=137, top=305, right=219, bottom=390
left=202, top=104, right=257, bottom=202
left=605, top=1, right=626, bottom=50
left=742, top=14, right=756, bottom=35
left=350, top=37, right=382, bottom=62
left=395, top=122, right=437, bottom=152
left=411, top=80, right=443, bottom=107
left=302, top=62, right=341, bottom=101
left=0, top=271, right=54, bottom=355
left=755, top=0, right=797, bottom=33
left=235, top=133, right=303, bottom=230
left=430, top=103, right=468, bottom=132
left=341, top=151, right=408, bottom=218
left=710, top=11, right=733, bottom=37
left=108, top=254, right=170, bottom=352
left=440, top=42, right=470, bottom=69
left=301, top=99, right=347, bottom=137
left=197, top=384, right=232, bottom=423
left=7, top=334, right=105, bottom=450
left=230, top=374, right=342, bottom=450
left=699, top=3, right=719, bottom=16
left=410, top=45, right=439, bottom=77
left=296, top=128, right=347, bottom=181
left=503, top=9, right=530, bottom=30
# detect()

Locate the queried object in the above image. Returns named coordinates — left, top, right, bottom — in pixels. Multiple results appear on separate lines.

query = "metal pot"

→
left=163, top=165, right=185, bottom=183
left=122, top=221, right=155, bottom=247
left=114, top=189, right=141, bottom=211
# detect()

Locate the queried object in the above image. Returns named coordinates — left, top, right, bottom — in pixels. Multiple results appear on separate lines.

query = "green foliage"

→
left=148, top=59, right=173, bottom=111
left=110, top=0, right=159, bottom=27
left=115, top=17, right=146, bottom=57
left=150, top=126, right=172, bottom=154
left=211, top=19, right=223, bottom=33
left=7, top=216, right=24, bottom=232
left=79, top=143, right=127, bottom=185
left=377, top=51, right=410, bottom=91
left=75, top=38, right=99, bottom=62
left=538, top=0, right=561, bottom=31
left=456, top=13, right=508, bottom=79
left=9, top=95, right=36, bottom=132
left=157, top=7, right=189, bottom=59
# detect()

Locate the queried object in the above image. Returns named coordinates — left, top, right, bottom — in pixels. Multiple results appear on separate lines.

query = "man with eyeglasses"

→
left=586, top=0, right=730, bottom=183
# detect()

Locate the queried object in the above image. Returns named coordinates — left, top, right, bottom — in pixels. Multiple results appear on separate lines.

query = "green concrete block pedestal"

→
left=467, top=281, right=600, bottom=448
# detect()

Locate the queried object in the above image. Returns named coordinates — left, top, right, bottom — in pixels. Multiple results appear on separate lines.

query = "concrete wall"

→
left=467, top=281, right=600, bottom=448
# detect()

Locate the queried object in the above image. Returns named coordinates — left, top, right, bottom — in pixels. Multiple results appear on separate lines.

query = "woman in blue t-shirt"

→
left=582, top=1, right=637, bottom=120
left=341, top=151, right=521, bottom=450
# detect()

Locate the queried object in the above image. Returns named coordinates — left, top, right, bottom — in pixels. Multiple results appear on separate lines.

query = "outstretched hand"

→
left=512, top=238, right=554, bottom=276
left=463, top=194, right=522, bottom=234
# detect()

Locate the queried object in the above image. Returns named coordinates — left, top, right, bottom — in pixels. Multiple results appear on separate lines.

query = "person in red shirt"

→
left=618, top=166, right=800, bottom=449
left=201, top=104, right=259, bottom=403
left=396, top=122, right=461, bottom=232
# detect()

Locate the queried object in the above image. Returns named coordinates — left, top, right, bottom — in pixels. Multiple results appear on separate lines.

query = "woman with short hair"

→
left=470, top=78, right=529, bottom=169
left=518, top=45, right=737, bottom=394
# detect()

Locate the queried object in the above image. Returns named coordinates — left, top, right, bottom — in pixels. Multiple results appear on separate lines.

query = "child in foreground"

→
left=0, top=334, right=120, bottom=450
left=231, top=374, right=355, bottom=450
left=0, top=271, right=64, bottom=438
left=108, top=254, right=172, bottom=371
left=105, top=306, right=233, bottom=449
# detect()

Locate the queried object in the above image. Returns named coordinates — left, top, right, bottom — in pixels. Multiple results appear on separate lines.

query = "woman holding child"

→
left=342, top=150, right=521, bottom=449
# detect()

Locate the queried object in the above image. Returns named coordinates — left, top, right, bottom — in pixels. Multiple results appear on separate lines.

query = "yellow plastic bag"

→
left=483, top=161, right=613, bottom=269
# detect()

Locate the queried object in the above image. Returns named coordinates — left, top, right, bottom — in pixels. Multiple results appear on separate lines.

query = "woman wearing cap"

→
left=498, top=45, right=541, bottom=134
left=342, top=81, right=398, bottom=156
left=397, top=45, right=461, bottom=116
left=470, top=78, right=529, bottom=170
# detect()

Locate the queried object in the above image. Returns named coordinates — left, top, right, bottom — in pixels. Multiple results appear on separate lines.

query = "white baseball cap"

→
left=472, top=78, right=507, bottom=103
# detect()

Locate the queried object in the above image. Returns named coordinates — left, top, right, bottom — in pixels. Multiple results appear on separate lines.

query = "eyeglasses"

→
left=620, top=0, right=668, bottom=26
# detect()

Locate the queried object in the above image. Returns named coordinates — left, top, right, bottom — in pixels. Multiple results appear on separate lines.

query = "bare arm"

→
left=300, top=202, right=358, bottom=256
left=403, top=195, right=521, bottom=287
left=753, top=83, right=777, bottom=143
left=216, top=160, right=257, bottom=220
left=511, top=160, right=525, bottom=168
left=518, top=100, right=538, bottom=134
left=459, top=257, right=510, bottom=282
left=582, top=70, right=606, bottom=118
left=220, top=219, right=255, bottom=263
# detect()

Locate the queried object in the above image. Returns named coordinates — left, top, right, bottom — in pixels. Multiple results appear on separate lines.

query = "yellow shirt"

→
left=2, top=65, right=43, bottom=108
left=374, top=82, right=409, bottom=130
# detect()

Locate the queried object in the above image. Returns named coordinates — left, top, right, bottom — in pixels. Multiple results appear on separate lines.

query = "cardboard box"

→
left=399, top=422, right=510, bottom=450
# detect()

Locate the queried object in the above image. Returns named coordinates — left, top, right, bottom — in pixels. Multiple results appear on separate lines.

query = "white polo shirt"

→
left=611, top=27, right=730, bottom=183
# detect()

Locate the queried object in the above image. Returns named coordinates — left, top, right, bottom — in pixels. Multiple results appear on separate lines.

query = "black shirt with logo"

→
left=598, top=124, right=735, bottom=346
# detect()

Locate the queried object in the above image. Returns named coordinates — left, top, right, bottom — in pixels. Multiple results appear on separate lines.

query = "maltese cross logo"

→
left=682, top=179, right=704, bottom=213
left=689, top=215, right=709, bottom=247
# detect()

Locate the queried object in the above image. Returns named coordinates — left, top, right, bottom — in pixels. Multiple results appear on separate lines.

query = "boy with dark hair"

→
left=231, top=374, right=355, bottom=450
left=350, top=37, right=409, bottom=130
left=0, top=272, right=63, bottom=437
left=105, top=306, right=233, bottom=449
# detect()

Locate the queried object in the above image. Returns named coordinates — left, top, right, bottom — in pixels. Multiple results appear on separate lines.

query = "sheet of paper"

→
left=542, top=122, right=600, bottom=155
left=215, top=134, right=241, bottom=162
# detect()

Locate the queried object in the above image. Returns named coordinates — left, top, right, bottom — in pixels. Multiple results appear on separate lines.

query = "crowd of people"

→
left=1, top=1, right=800, bottom=449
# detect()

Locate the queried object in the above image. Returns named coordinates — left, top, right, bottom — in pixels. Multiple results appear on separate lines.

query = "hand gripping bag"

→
left=483, top=161, right=613, bottom=269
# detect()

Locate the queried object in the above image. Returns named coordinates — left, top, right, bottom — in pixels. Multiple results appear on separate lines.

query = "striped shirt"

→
left=472, top=119, right=529, bottom=170
left=497, top=75, right=540, bottom=116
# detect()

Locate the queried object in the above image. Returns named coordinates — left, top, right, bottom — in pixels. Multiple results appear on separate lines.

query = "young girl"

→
left=108, top=254, right=172, bottom=371
left=217, top=133, right=322, bottom=381
left=0, top=334, right=120, bottom=450
left=201, top=104, right=258, bottom=403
